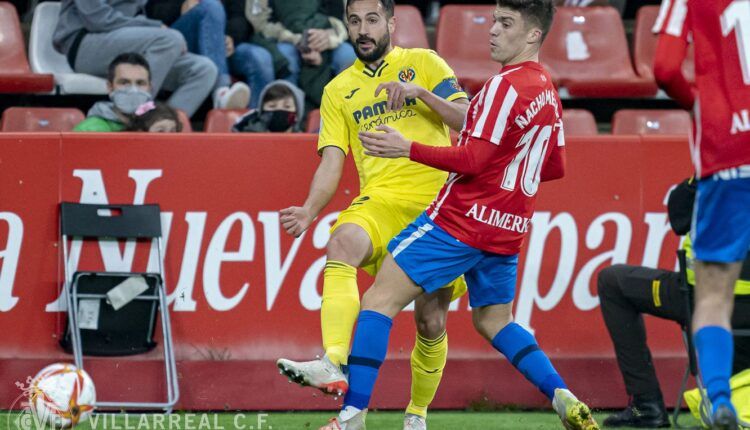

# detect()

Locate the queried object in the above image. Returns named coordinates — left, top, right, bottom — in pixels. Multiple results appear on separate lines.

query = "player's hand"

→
left=280, top=206, right=313, bottom=237
left=360, top=125, right=411, bottom=158
left=374, top=82, right=424, bottom=112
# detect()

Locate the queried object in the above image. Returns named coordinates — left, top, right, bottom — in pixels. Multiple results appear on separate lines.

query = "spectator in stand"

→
left=74, top=53, right=155, bottom=132
left=145, top=0, right=254, bottom=109
left=53, top=0, right=217, bottom=118
left=128, top=101, right=183, bottom=132
left=232, top=80, right=305, bottom=132
left=247, top=0, right=356, bottom=109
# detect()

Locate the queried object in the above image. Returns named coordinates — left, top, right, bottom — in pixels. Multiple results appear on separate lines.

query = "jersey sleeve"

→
left=317, top=86, right=350, bottom=155
left=421, top=50, right=468, bottom=102
left=410, top=136, right=497, bottom=176
left=541, top=119, right=566, bottom=182
left=467, top=76, right=518, bottom=145
left=652, top=0, right=690, bottom=41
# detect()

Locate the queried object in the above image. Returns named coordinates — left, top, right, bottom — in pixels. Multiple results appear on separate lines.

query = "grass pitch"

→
left=1, top=410, right=701, bottom=430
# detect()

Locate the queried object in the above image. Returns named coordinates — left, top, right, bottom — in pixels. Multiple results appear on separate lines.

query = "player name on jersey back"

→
left=427, top=61, right=565, bottom=255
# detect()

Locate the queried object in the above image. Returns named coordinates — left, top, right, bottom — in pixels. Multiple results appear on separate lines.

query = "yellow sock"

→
left=407, top=331, right=448, bottom=418
left=321, top=260, right=359, bottom=366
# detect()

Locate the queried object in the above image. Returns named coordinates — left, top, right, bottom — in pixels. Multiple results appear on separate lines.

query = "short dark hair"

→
left=496, top=0, right=555, bottom=40
left=346, top=0, right=395, bottom=18
left=107, top=53, right=151, bottom=83
left=262, top=84, right=296, bottom=107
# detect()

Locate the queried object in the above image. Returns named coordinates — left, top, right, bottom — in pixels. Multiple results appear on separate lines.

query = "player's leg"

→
left=691, top=175, right=750, bottom=429
left=325, top=255, right=425, bottom=429
left=323, top=212, right=479, bottom=429
left=277, top=220, right=373, bottom=395
left=322, top=223, right=373, bottom=366
left=468, top=254, right=598, bottom=430
left=405, top=287, right=454, bottom=427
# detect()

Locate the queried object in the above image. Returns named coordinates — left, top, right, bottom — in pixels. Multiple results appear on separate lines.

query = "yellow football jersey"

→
left=318, top=46, right=468, bottom=205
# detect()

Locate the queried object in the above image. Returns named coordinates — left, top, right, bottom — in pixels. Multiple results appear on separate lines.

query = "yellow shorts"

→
left=331, top=193, right=467, bottom=301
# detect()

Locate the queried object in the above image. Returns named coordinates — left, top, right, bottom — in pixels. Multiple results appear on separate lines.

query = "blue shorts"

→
left=387, top=212, right=518, bottom=307
left=692, top=171, right=750, bottom=263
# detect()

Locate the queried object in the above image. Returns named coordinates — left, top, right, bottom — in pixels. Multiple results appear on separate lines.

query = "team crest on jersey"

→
left=398, top=67, right=416, bottom=82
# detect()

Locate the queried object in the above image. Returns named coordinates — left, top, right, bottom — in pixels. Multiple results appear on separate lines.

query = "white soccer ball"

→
left=29, top=363, right=96, bottom=429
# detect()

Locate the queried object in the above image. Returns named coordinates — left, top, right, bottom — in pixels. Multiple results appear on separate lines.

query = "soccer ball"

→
left=29, top=363, right=96, bottom=428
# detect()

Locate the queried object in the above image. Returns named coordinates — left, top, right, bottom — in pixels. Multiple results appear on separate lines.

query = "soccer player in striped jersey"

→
left=655, top=1, right=750, bottom=429
left=277, top=0, right=471, bottom=428
left=318, top=1, right=599, bottom=429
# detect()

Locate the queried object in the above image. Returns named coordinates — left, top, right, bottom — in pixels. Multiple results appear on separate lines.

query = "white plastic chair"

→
left=29, top=2, right=108, bottom=95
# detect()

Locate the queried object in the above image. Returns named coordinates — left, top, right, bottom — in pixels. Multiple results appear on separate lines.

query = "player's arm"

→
left=280, top=147, right=345, bottom=237
left=281, top=87, right=348, bottom=237
left=653, top=34, right=694, bottom=109
left=652, top=0, right=694, bottom=109
left=360, top=125, right=494, bottom=176
left=540, top=120, right=566, bottom=182
left=374, top=82, right=468, bottom=131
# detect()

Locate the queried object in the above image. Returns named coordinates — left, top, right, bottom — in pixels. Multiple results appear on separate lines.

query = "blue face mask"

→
left=109, top=86, right=152, bottom=114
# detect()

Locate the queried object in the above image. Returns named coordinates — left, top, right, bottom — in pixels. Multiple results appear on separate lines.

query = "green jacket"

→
left=73, top=117, right=126, bottom=132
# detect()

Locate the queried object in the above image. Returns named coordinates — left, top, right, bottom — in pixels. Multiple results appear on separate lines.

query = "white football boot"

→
left=552, top=388, right=600, bottom=430
left=403, top=413, right=427, bottom=430
left=276, top=355, right=348, bottom=396
left=319, top=408, right=367, bottom=430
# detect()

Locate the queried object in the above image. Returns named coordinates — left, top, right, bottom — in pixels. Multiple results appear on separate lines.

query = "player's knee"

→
left=326, top=232, right=364, bottom=266
left=416, top=312, right=446, bottom=339
left=597, top=265, right=625, bottom=298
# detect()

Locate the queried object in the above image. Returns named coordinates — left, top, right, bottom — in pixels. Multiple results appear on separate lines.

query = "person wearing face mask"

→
left=232, top=80, right=305, bottom=132
left=74, top=53, right=156, bottom=132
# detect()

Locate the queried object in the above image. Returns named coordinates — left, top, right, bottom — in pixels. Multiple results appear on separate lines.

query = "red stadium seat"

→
left=306, top=109, right=321, bottom=133
left=436, top=5, right=498, bottom=96
left=177, top=109, right=193, bottom=132
left=562, top=109, right=598, bottom=136
left=633, top=5, right=694, bottom=83
left=540, top=7, right=656, bottom=97
left=611, top=109, right=692, bottom=135
left=393, top=5, right=429, bottom=49
left=0, top=2, right=54, bottom=93
left=1, top=107, right=84, bottom=132
left=204, top=109, right=246, bottom=132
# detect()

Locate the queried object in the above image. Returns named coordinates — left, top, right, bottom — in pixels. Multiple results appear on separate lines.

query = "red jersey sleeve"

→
left=541, top=121, right=566, bottom=182
left=409, top=137, right=497, bottom=176
left=653, top=0, right=695, bottom=109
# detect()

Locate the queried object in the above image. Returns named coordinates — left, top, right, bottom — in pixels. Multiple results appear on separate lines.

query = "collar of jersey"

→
left=500, top=60, right=543, bottom=73
left=354, top=46, right=402, bottom=78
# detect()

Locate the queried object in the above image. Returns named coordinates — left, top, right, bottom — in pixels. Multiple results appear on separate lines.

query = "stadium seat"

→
left=540, top=7, right=657, bottom=98
left=1, top=107, right=85, bottom=132
left=632, top=5, right=695, bottom=83
left=0, top=2, right=54, bottom=93
left=29, top=2, right=108, bottom=95
left=204, top=109, right=246, bottom=132
left=393, top=5, right=429, bottom=49
left=435, top=5, right=498, bottom=96
left=611, top=109, right=692, bottom=135
left=306, top=109, right=321, bottom=133
left=562, top=109, right=598, bottom=135
left=175, top=109, right=192, bottom=132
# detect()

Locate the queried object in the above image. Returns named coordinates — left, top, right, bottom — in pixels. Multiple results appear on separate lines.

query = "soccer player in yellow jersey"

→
left=276, top=0, right=469, bottom=428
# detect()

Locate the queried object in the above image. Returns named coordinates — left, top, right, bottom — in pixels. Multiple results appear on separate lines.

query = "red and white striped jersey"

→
left=414, top=61, right=565, bottom=255
left=654, top=0, right=750, bottom=177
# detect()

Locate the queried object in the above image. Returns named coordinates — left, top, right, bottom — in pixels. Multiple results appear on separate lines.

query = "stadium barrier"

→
left=0, top=133, right=694, bottom=410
